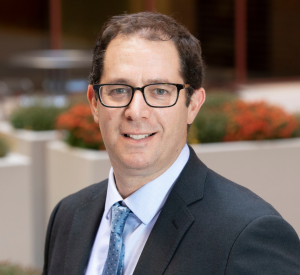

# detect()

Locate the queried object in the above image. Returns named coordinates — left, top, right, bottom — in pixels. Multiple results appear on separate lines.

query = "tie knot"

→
left=111, top=202, right=131, bottom=234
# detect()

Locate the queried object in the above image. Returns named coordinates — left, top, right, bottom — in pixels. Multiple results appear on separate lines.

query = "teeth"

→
left=129, top=134, right=151, bottom=140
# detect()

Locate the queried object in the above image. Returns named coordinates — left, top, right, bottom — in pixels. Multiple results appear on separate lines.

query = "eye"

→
left=154, top=89, right=168, bottom=95
left=112, top=88, right=127, bottom=95
left=108, top=87, right=131, bottom=97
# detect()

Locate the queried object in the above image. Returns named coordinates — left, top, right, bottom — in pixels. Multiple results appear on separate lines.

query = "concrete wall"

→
left=0, top=153, right=33, bottom=267
left=0, top=122, right=57, bottom=268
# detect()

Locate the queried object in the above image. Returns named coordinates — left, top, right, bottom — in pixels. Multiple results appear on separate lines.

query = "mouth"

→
left=123, top=133, right=156, bottom=140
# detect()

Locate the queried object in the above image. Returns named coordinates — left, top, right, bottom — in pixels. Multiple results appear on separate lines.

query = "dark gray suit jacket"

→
left=43, top=146, right=300, bottom=274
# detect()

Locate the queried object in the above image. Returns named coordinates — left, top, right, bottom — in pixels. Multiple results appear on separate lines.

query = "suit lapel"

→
left=64, top=182, right=107, bottom=275
left=133, top=190, right=194, bottom=275
left=133, top=147, right=208, bottom=275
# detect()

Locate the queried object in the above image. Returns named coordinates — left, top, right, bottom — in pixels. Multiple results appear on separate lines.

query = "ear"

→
left=187, top=87, right=205, bottom=124
left=87, top=84, right=99, bottom=123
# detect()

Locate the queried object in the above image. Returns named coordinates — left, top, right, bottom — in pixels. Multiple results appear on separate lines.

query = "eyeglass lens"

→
left=99, top=84, right=178, bottom=107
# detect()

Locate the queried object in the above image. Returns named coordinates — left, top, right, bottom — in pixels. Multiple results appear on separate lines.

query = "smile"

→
left=124, top=133, right=155, bottom=140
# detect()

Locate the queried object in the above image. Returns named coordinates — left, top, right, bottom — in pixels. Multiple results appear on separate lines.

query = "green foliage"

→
left=193, top=110, right=228, bottom=143
left=202, top=92, right=237, bottom=110
left=64, top=131, right=103, bottom=150
left=0, top=262, right=40, bottom=275
left=0, top=135, right=9, bottom=158
left=189, top=92, right=300, bottom=144
left=190, top=92, right=237, bottom=144
left=9, top=106, right=65, bottom=131
left=292, top=113, right=300, bottom=137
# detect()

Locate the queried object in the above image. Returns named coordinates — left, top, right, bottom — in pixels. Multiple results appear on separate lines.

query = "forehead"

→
left=100, top=35, right=183, bottom=84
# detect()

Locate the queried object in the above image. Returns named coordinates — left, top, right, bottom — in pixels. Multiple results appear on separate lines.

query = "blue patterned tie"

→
left=102, top=202, right=131, bottom=275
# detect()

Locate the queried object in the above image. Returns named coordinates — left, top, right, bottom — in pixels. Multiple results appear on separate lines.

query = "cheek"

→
left=169, top=110, right=189, bottom=136
left=158, top=109, right=186, bottom=134
left=98, top=109, right=114, bottom=134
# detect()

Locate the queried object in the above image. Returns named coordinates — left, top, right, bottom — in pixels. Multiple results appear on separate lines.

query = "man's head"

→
left=89, top=12, right=205, bottom=106
left=87, top=12, right=205, bottom=196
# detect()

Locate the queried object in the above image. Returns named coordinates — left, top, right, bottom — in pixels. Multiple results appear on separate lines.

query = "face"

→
left=88, top=35, right=205, bottom=181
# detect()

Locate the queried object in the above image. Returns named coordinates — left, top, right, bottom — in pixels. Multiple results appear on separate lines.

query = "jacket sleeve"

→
left=42, top=201, right=62, bottom=275
left=225, top=215, right=300, bottom=275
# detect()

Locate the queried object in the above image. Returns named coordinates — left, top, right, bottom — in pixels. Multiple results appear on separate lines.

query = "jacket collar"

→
left=173, top=145, right=206, bottom=205
left=133, top=146, right=208, bottom=275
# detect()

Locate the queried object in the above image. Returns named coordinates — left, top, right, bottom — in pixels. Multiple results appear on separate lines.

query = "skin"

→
left=88, top=34, right=205, bottom=198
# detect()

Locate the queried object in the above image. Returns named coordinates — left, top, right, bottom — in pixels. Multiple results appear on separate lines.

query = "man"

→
left=43, top=12, right=300, bottom=274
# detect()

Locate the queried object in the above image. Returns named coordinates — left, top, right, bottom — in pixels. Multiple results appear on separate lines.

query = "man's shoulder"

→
left=204, top=169, right=300, bottom=273
left=185, top=146, right=279, bottom=220
left=57, top=179, right=108, bottom=214
left=43, top=179, right=108, bottom=273
left=194, top=167, right=282, bottom=228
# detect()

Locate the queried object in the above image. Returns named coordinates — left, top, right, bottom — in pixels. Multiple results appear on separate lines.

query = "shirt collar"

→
left=104, top=144, right=190, bottom=225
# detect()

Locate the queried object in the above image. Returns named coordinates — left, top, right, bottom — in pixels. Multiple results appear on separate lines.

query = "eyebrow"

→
left=102, top=78, right=174, bottom=86
left=145, top=78, right=173, bottom=85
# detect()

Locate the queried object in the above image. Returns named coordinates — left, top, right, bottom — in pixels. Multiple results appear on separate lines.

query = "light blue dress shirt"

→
left=85, top=144, right=190, bottom=275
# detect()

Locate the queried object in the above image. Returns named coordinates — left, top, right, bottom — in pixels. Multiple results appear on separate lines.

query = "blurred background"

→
left=0, top=0, right=300, bottom=273
left=1, top=0, right=300, bottom=94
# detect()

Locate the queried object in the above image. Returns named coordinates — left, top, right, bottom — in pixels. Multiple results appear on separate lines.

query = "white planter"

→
left=0, top=153, right=34, bottom=267
left=46, top=138, right=300, bottom=237
left=46, top=141, right=111, bottom=219
left=0, top=121, right=58, bottom=268
left=191, top=138, right=300, bottom=236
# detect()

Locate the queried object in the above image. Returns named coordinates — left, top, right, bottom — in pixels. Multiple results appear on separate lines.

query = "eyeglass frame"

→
left=92, top=83, right=191, bottom=108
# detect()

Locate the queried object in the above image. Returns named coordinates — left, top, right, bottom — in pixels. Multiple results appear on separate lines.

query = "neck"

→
left=113, top=165, right=169, bottom=198
left=110, top=144, right=187, bottom=198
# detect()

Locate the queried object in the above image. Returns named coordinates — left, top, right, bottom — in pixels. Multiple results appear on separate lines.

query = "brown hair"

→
left=89, top=12, right=205, bottom=105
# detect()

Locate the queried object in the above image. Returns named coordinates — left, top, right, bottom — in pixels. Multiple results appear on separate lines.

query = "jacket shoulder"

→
left=177, top=156, right=300, bottom=273
left=58, top=179, right=108, bottom=213
left=203, top=168, right=280, bottom=221
left=43, top=180, right=108, bottom=274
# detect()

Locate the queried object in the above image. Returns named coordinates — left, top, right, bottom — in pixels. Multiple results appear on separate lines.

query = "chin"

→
left=120, top=154, right=154, bottom=171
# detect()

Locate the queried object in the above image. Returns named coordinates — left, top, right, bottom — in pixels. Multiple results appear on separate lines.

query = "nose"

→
left=124, top=90, right=151, bottom=121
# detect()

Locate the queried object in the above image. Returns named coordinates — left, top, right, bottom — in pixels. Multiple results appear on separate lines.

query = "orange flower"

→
left=223, top=100, right=298, bottom=141
left=55, top=103, right=105, bottom=150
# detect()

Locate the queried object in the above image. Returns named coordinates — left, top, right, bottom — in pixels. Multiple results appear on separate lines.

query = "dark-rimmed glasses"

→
left=92, top=83, right=190, bottom=108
